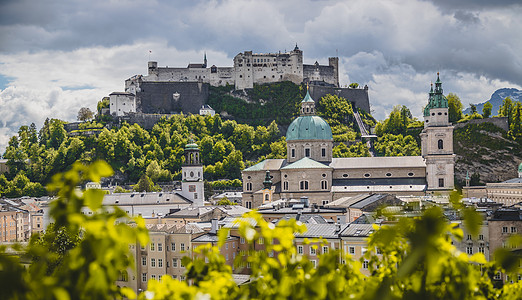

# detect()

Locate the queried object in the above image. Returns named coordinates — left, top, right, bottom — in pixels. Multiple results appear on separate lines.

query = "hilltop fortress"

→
left=110, top=45, right=369, bottom=117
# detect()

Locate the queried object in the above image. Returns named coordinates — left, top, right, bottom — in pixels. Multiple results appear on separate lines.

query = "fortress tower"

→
left=420, top=74, right=455, bottom=192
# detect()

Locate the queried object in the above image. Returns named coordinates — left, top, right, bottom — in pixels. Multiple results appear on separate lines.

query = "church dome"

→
left=287, top=89, right=333, bottom=141
left=287, top=115, right=333, bottom=141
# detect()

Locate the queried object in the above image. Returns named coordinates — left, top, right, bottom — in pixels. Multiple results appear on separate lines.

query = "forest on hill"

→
left=1, top=83, right=521, bottom=198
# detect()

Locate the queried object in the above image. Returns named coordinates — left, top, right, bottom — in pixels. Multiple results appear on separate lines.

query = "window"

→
left=246, top=182, right=252, bottom=191
left=181, top=243, right=185, bottom=251
left=265, top=194, right=269, bottom=201
left=240, top=237, right=245, bottom=244
left=438, top=139, right=444, bottom=149
left=310, top=247, right=316, bottom=256
left=172, top=258, right=178, bottom=268
left=321, top=180, right=328, bottom=190
left=283, top=181, right=288, bottom=190
left=363, top=260, right=369, bottom=269
left=323, top=246, right=329, bottom=254
left=299, top=181, right=309, bottom=190
left=259, top=237, right=264, bottom=244
left=439, top=178, right=444, bottom=188
left=494, top=272, right=501, bottom=280
left=142, top=273, right=147, bottom=282
left=151, top=275, right=156, bottom=280
left=479, top=243, right=485, bottom=254
left=158, top=259, right=163, bottom=268
left=119, top=271, right=128, bottom=282
left=180, top=260, right=185, bottom=268
left=142, top=256, right=146, bottom=266
left=305, top=148, right=311, bottom=157
left=151, top=258, right=156, bottom=267
left=246, top=201, right=252, bottom=209
left=364, top=173, right=371, bottom=178
left=150, top=243, right=155, bottom=251
left=225, top=244, right=229, bottom=250
left=171, top=243, right=176, bottom=251
left=291, top=148, right=296, bottom=158
left=158, top=243, right=163, bottom=251
left=321, top=148, right=326, bottom=157
left=466, top=247, right=473, bottom=255
left=297, top=245, right=303, bottom=254
left=479, top=234, right=484, bottom=240
left=311, top=260, right=317, bottom=268
left=511, top=227, right=517, bottom=233
left=349, top=247, right=355, bottom=254
left=467, top=234, right=472, bottom=240
left=503, top=227, right=508, bottom=233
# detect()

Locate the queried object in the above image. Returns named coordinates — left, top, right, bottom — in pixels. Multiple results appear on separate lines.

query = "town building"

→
left=485, top=163, right=522, bottom=206
left=241, top=75, right=455, bottom=209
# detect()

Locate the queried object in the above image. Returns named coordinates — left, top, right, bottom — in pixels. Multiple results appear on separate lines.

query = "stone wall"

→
left=117, top=113, right=176, bottom=130
left=136, top=81, right=209, bottom=115
left=308, top=85, right=371, bottom=113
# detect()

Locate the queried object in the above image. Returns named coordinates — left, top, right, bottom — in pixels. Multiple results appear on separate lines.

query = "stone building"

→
left=241, top=76, right=455, bottom=209
left=109, top=92, right=136, bottom=116
left=486, top=163, right=522, bottom=206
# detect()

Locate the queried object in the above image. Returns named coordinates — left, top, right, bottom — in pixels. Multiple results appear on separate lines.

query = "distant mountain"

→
left=463, top=88, right=522, bottom=115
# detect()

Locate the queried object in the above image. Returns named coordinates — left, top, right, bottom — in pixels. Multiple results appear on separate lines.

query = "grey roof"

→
left=349, top=194, right=402, bottom=210
left=502, top=177, right=522, bottom=184
left=281, top=157, right=332, bottom=170
left=166, top=205, right=250, bottom=218
left=192, top=233, right=238, bottom=243
left=330, top=156, right=426, bottom=169
left=258, top=206, right=345, bottom=215
left=147, top=223, right=204, bottom=234
left=103, top=192, right=192, bottom=206
left=326, top=194, right=371, bottom=208
left=295, top=223, right=349, bottom=239
left=275, top=214, right=329, bottom=225
left=232, top=274, right=251, bottom=285
left=243, top=159, right=287, bottom=172
left=221, top=217, right=258, bottom=228
left=340, top=223, right=376, bottom=237
left=332, top=178, right=426, bottom=189
left=109, top=92, right=135, bottom=96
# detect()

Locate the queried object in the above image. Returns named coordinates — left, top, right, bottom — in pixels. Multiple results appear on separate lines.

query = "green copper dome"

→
left=185, top=138, right=199, bottom=150
left=286, top=115, right=333, bottom=141
left=424, top=74, right=449, bottom=116
left=518, top=162, right=522, bottom=172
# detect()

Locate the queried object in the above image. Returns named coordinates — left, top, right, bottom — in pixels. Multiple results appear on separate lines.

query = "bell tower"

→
left=420, top=74, right=455, bottom=192
left=181, top=139, right=204, bottom=206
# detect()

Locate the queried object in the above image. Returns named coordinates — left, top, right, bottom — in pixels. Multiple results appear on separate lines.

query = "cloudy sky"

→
left=1, top=0, right=521, bottom=153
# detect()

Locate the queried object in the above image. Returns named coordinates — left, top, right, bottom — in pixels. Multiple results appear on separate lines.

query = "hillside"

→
left=453, top=122, right=522, bottom=185
left=463, top=87, right=522, bottom=115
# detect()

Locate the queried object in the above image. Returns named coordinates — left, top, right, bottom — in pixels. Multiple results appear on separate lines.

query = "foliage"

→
left=375, top=105, right=413, bottom=136
left=447, top=93, right=464, bottom=123
left=459, top=112, right=484, bottom=122
left=77, top=107, right=94, bottom=121
left=0, top=161, right=149, bottom=299
left=316, top=94, right=357, bottom=141
left=349, top=82, right=359, bottom=88
left=333, top=142, right=370, bottom=157
left=216, top=197, right=235, bottom=205
left=133, top=174, right=161, bottom=192
left=113, top=186, right=131, bottom=193
left=209, top=179, right=242, bottom=189
left=207, top=82, right=303, bottom=126
left=374, top=133, right=421, bottom=156
left=483, top=102, right=493, bottom=118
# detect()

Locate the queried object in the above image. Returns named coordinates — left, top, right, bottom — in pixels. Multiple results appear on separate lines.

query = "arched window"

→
left=283, top=181, right=288, bottom=190
left=321, top=180, right=328, bottom=190
left=299, top=181, right=309, bottom=190
left=438, top=139, right=444, bottom=150
left=265, top=194, right=269, bottom=201
left=246, top=182, right=252, bottom=191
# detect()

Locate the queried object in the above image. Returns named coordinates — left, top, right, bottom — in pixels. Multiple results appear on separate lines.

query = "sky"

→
left=1, top=0, right=521, bottom=154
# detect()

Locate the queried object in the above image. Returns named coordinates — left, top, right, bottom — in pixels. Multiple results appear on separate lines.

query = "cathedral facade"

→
left=241, top=75, right=455, bottom=209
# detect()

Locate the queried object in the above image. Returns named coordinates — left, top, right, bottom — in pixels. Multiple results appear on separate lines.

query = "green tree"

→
left=499, top=96, right=514, bottom=123
left=482, top=102, right=493, bottom=118
left=510, top=101, right=522, bottom=140
left=216, top=197, right=235, bottom=205
left=349, top=82, right=359, bottom=88
left=134, top=174, right=160, bottom=192
left=447, top=93, right=464, bottom=123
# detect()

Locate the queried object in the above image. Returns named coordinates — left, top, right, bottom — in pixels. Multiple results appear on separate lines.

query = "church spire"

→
left=300, top=84, right=316, bottom=116
left=203, top=52, right=207, bottom=68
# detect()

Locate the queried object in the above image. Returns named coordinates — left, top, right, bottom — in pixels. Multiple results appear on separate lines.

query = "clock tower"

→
left=181, top=140, right=204, bottom=206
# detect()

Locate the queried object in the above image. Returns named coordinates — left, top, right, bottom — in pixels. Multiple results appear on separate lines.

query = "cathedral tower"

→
left=420, top=74, right=455, bottom=192
left=181, top=139, right=204, bottom=206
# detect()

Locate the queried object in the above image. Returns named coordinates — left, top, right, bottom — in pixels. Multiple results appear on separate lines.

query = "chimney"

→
left=210, top=218, right=218, bottom=235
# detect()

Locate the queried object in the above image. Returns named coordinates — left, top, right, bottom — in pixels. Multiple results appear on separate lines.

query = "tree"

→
left=447, top=93, right=463, bottom=123
left=349, top=82, right=359, bottom=88
left=482, top=102, right=493, bottom=118
left=470, top=104, right=477, bottom=114
left=216, top=197, right=235, bottom=205
left=77, top=107, right=94, bottom=121
left=134, top=174, right=160, bottom=192
left=499, top=97, right=514, bottom=123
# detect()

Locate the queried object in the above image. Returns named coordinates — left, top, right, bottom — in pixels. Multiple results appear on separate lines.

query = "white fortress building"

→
left=124, top=45, right=339, bottom=92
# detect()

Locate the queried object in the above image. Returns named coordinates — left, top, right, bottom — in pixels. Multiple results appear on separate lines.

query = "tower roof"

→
left=424, top=73, right=448, bottom=116
left=185, top=138, right=199, bottom=150
left=302, top=89, right=314, bottom=103
left=286, top=116, right=333, bottom=141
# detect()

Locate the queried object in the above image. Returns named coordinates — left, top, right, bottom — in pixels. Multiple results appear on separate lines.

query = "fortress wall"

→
left=309, top=85, right=371, bottom=113
left=136, top=81, right=209, bottom=115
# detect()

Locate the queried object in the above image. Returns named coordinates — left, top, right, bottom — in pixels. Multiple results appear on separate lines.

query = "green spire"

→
left=466, top=170, right=470, bottom=180
left=263, top=171, right=272, bottom=189
left=424, top=73, right=448, bottom=116
left=302, top=89, right=314, bottom=103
